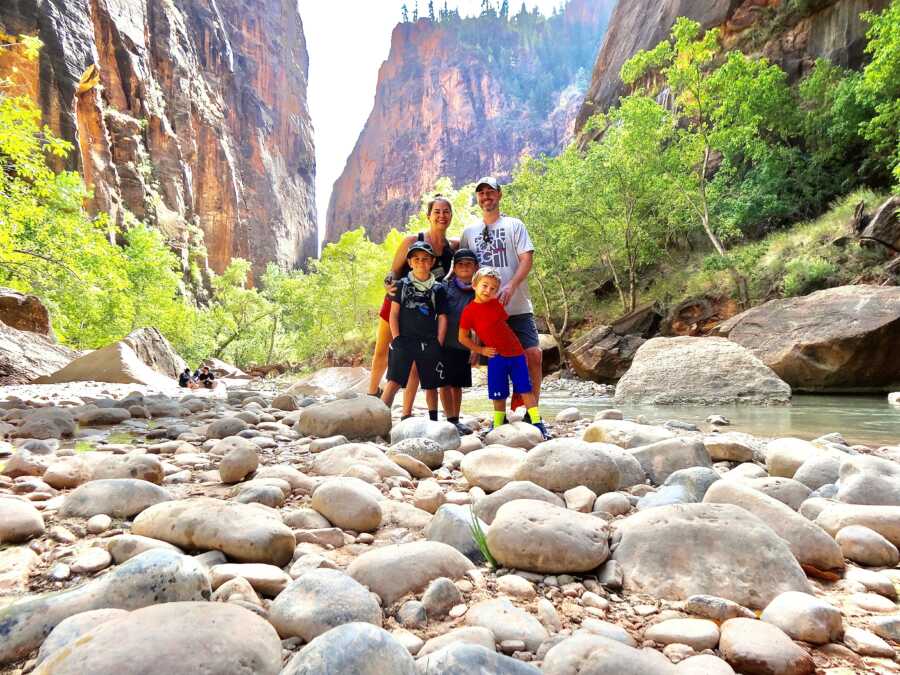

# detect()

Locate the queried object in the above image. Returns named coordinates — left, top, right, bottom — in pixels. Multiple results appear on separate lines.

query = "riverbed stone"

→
left=209, top=563, right=291, bottom=597
left=415, top=643, right=541, bottom=674
left=542, top=634, right=676, bottom=674
left=488, top=499, right=609, bottom=574
left=59, top=479, right=172, bottom=518
left=612, top=504, right=811, bottom=609
left=348, top=541, right=474, bottom=606
left=217, top=443, right=258, bottom=483
left=35, top=609, right=128, bottom=665
left=515, top=438, right=619, bottom=495
left=297, top=396, right=392, bottom=441
left=702, top=434, right=755, bottom=462
left=0, top=549, right=210, bottom=665
left=842, top=626, right=895, bottom=658
left=461, top=446, right=527, bottom=492
left=746, top=477, right=811, bottom=511
left=269, top=568, right=382, bottom=640
left=582, top=419, right=674, bottom=449
left=70, top=547, right=112, bottom=574
left=760, top=592, right=843, bottom=644
left=835, top=525, right=900, bottom=567
left=684, top=595, right=756, bottom=622
left=474, top=480, right=565, bottom=524
left=390, top=418, right=460, bottom=453
left=644, top=618, right=720, bottom=651
left=465, top=598, right=548, bottom=651
left=312, top=442, right=409, bottom=480
left=815, top=503, right=900, bottom=546
left=32, top=602, right=281, bottom=675
left=132, top=497, right=295, bottom=565
left=106, top=534, right=183, bottom=563
left=675, top=655, right=735, bottom=675
left=629, top=438, right=712, bottom=485
left=311, top=477, right=382, bottom=532
left=602, top=445, right=647, bottom=489
left=282, top=623, right=415, bottom=674
left=42, top=456, right=92, bottom=489
left=837, top=472, right=900, bottom=506
left=206, top=416, right=249, bottom=439
left=703, top=478, right=844, bottom=573
left=719, top=618, right=814, bottom=675
left=766, top=438, right=823, bottom=478
left=418, top=626, right=497, bottom=657
left=793, top=455, right=841, bottom=491
left=12, top=408, right=76, bottom=440
left=90, top=454, right=165, bottom=484
left=484, top=421, right=544, bottom=450
left=389, top=437, right=444, bottom=469
left=425, top=503, right=486, bottom=562
left=0, top=497, right=44, bottom=543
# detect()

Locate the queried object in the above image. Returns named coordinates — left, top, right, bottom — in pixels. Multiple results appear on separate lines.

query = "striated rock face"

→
left=0, top=0, right=316, bottom=275
left=576, top=0, right=890, bottom=140
left=326, top=0, right=615, bottom=243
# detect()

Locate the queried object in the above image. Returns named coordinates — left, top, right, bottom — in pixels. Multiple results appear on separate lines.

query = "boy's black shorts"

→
left=442, top=347, right=472, bottom=388
left=387, top=336, right=446, bottom=390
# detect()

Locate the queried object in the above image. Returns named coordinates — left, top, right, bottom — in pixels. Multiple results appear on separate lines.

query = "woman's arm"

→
left=458, top=328, right=496, bottom=357
left=389, top=301, right=401, bottom=339
left=390, top=235, right=418, bottom=277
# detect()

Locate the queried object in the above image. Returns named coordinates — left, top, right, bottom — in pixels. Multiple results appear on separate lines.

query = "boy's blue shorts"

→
left=487, top=354, right=532, bottom=400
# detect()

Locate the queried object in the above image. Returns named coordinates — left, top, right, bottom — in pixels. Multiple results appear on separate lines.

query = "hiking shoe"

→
left=532, top=420, right=552, bottom=441
left=453, top=421, right=474, bottom=436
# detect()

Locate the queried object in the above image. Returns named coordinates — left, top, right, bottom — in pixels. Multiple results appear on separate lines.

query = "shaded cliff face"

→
left=576, top=0, right=890, bottom=139
left=326, top=0, right=615, bottom=244
left=0, top=0, right=316, bottom=275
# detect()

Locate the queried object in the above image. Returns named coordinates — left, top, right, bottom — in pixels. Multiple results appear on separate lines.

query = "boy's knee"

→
left=525, top=347, right=542, bottom=367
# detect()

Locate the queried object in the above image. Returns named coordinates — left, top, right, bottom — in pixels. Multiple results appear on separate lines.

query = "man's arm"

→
left=499, top=250, right=533, bottom=306
left=458, top=328, right=497, bottom=357
left=390, top=235, right=418, bottom=277
left=389, top=301, right=401, bottom=339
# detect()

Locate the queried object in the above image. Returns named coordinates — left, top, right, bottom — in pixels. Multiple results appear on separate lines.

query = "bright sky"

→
left=299, top=1, right=563, bottom=247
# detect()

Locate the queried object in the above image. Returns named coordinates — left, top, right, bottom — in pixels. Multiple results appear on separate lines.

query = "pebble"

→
left=86, top=514, right=112, bottom=534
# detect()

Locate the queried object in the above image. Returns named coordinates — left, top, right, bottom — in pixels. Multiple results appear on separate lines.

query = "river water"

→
left=463, top=393, right=900, bottom=447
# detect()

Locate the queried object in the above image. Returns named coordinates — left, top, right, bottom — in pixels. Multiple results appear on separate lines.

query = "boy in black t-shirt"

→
left=381, top=241, right=448, bottom=422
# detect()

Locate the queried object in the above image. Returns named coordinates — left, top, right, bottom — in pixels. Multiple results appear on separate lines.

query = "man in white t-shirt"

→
left=460, top=176, right=543, bottom=402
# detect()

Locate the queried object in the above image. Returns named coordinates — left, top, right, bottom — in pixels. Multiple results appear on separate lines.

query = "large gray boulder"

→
left=390, top=418, right=460, bottom=453
left=297, top=396, right=391, bottom=440
left=34, top=327, right=185, bottom=387
left=715, top=285, right=900, bottom=392
left=612, top=504, right=812, bottom=609
left=628, top=438, right=712, bottom=485
left=59, top=479, right=172, bottom=518
left=514, top=438, right=619, bottom=495
left=614, top=337, right=791, bottom=405
left=473, top=481, right=565, bottom=524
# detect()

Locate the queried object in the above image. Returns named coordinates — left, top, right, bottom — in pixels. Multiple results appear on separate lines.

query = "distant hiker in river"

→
left=459, top=176, right=543, bottom=404
left=194, top=365, right=216, bottom=389
left=367, top=195, right=459, bottom=414
left=178, top=368, right=197, bottom=389
left=380, top=241, right=449, bottom=421
left=457, top=266, right=550, bottom=440
left=440, top=248, right=479, bottom=435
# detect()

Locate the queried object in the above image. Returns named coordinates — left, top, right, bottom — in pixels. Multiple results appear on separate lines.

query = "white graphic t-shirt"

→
left=460, top=215, right=535, bottom=316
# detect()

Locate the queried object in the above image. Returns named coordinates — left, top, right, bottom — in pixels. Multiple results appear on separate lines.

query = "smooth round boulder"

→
left=465, top=598, right=549, bottom=652
left=424, top=503, right=487, bottom=562
left=542, top=634, right=677, bottom=675
left=719, top=618, right=814, bottom=675
left=32, top=602, right=282, bottom=675
left=78, top=407, right=131, bottom=425
left=218, top=443, right=259, bottom=484
left=59, top=479, right=172, bottom=518
left=419, top=643, right=541, bottom=674
left=311, top=477, right=382, bottom=532
left=760, top=592, right=842, bottom=645
left=644, top=618, right=720, bottom=651
left=582, top=419, right=674, bottom=449
left=35, top=609, right=128, bottom=666
left=43, top=456, right=92, bottom=489
left=297, top=397, right=392, bottom=441
left=0, top=497, right=45, bottom=543
left=460, top=446, right=527, bottom=492
left=269, top=569, right=382, bottom=641
left=91, top=454, right=164, bottom=484
left=484, top=422, right=543, bottom=450
left=765, top=438, right=821, bottom=478
left=514, top=438, right=619, bottom=495
left=206, top=417, right=249, bottom=439
left=487, top=499, right=609, bottom=574
left=389, top=418, right=460, bottom=453
left=835, top=525, right=900, bottom=567
left=281, top=623, right=416, bottom=675
left=474, top=480, right=565, bottom=524
left=312, top=442, right=409, bottom=480
left=388, top=437, right=444, bottom=469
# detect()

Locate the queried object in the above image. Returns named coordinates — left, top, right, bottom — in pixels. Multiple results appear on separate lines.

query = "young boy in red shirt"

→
left=457, top=267, right=550, bottom=440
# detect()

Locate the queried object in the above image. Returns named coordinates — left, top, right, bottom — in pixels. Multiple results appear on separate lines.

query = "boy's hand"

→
left=384, top=280, right=397, bottom=295
left=481, top=346, right=498, bottom=358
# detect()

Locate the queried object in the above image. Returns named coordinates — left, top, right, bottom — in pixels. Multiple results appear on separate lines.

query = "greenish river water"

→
left=463, top=394, right=900, bottom=447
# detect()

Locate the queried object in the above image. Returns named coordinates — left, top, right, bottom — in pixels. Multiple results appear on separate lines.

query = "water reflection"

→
left=463, top=394, right=900, bottom=447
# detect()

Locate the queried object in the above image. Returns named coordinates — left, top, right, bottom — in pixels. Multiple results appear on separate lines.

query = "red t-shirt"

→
left=459, top=299, right=524, bottom=357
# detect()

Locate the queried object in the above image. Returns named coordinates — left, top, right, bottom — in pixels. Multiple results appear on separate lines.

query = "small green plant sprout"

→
left=469, top=504, right=497, bottom=568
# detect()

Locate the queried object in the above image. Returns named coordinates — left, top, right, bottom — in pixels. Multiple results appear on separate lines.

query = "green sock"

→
left=527, top=406, right=542, bottom=424
left=493, top=411, right=506, bottom=427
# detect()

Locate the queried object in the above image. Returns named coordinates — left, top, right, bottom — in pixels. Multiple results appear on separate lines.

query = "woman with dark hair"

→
left=367, top=195, right=459, bottom=418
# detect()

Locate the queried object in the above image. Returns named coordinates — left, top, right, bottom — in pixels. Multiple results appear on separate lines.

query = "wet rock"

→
left=460, top=446, right=527, bottom=492
left=297, top=396, right=392, bottom=441
left=488, top=499, right=609, bottom=574
left=703, top=479, right=844, bottom=573
left=415, top=643, right=541, bottom=674
left=474, top=480, right=565, bottom=524
left=542, top=634, right=676, bottom=674
left=91, top=454, right=164, bottom=484
left=348, top=541, right=474, bottom=606
left=0, top=549, right=210, bottom=666
left=59, top=479, right=172, bottom=518
left=390, top=418, right=460, bottom=453
left=311, top=477, right=382, bottom=532
left=465, top=598, right=549, bottom=651
left=514, top=438, right=619, bottom=495
left=32, top=602, right=281, bottom=675
left=582, top=419, right=674, bottom=448
left=760, top=592, right=843, bottom=644
left=835, top=525, right=900, bottom=567
left=281, top=622, right=416, bottom=675
left=312, top=442, right=409, bottom=480
left=719, top=618, right=814, bottom=675
left=269, top=568, right=382, bottom=640
left=425, top=503, right=486, bottom=562
left=612, top=504, right=811, bottom=609
left=132, top=497, right=295, bottom=565
left=0, top=497, right=44, bottom=543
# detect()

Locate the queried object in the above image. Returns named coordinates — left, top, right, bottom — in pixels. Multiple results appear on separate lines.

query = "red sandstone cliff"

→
left=325, top=0, right=615, bottom=244
left=0, top=0, right=316, bottom=275
left=575, top=0, right=890, bottom=141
